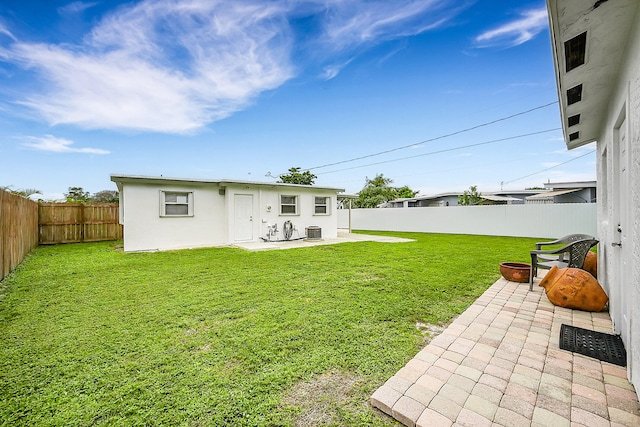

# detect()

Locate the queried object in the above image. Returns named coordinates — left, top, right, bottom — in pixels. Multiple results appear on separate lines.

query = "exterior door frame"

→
left=234, top=193, right=254, bottom=242
left=611, top=104, right=630, bottom=353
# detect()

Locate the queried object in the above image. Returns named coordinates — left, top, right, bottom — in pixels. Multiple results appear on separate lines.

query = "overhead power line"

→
left=504, top=149, right=596, bottom=184
left=316, top=128, right=561, bottom=175
left=304, top=101, right=559, bottom=172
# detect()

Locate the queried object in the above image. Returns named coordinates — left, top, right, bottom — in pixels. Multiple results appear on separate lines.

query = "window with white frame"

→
left=161, top=191, right=193, bottom=216
left=314, top=196, right=330, bottom=215
left=280, top=194, right=298, bottom=215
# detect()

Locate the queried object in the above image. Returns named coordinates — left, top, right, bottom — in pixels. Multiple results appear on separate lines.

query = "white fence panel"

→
left=338, top=203, right=597, bottom=239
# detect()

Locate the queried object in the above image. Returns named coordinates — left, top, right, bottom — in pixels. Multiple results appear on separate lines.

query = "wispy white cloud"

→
left=474, top=7, right=548, bottom=48
left=6, top=0, right=294, bottom=133
left=321, top=59, right=353, bottom=80
left=321, top=0, right=460, bottom=51
left=1, top=0, right=466, bottom=133
left=0, top=22, right=16, bottom=41
left=21, top=135, right=110, bottom=154
left=57, top=1, right=98, bottom=16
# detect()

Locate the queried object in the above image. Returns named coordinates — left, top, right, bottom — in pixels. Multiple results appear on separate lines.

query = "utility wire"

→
left=304, top=101, right=559, bottom=172
left=504, top=149, right=596, bottom=184
left=316, top=128, right=561, bottom=175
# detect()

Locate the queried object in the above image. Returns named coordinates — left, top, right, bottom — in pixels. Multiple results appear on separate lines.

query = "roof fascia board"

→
left=547, top=0, right=570, bottom=145
left=110, top=174, right=345, bottom=192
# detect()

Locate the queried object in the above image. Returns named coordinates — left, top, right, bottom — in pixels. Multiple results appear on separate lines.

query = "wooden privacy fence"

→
left=38, top=203, right=122, bottom=244
left=1, top=190, right=39, bottom=282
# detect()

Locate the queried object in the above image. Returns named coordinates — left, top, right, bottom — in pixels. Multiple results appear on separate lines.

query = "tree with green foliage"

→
left=65, top=187, right=91, bottom=203
left=92, top=190, right=119, bottom=203
left=396, top=185, right=418, bottom=199
left=458, top=185, right=483, bottom=206
left=277, top=167, right=317, bottom=185
left=354, top=174, right=418, bottom=208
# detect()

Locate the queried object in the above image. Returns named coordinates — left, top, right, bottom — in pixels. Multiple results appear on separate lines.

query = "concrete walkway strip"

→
left=233, top=230, right=414, bottom=251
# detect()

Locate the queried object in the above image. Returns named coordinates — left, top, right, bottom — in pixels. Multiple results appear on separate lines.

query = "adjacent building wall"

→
left=555, top=188, right=595, bottom=204
left=224, top=184, right=339, bottom=243
left=119, top=181, right=340, bottom=252
left=120, top=182, right=228, bottom=252
left=596, top=6, right=640, bottom=388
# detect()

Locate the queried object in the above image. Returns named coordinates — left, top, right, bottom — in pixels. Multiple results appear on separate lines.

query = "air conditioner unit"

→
left=305, top=226, right=321, bottom=240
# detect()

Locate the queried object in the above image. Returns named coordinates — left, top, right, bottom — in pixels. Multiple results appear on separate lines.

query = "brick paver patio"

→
left=371, top=277, right=640, bottom=427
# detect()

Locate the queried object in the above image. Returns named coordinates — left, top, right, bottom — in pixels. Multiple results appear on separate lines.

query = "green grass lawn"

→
left=0, top=232, right=536, bottom=426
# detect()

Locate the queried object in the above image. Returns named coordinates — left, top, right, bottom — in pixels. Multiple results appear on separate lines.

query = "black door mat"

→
left=560, top=324, right=627, bottom=366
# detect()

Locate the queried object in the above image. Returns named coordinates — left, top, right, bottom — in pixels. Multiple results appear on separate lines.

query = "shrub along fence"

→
left=39, top=203, right=122, bottom=244
left=0, top=190, right=39, bottom=282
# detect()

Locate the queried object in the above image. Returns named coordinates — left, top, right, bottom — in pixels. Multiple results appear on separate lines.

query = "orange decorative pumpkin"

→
left=539, top=266, right=608, bottom=312
left=583, top=251, right=598, bottom=278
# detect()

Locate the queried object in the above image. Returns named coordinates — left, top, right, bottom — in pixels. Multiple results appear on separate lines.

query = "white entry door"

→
left=612, top=115, right=630, bottom=348
left=234, top=194, right=254, bottom=241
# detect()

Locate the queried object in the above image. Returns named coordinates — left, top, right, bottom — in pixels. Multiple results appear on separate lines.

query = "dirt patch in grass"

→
left=282, top=370, right=365, bottom=426
left=415, top=321, right=447, bottom=345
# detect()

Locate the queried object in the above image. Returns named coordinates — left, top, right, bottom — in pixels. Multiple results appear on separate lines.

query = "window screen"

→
left=162, top=191, right=192, bottom=216
left=314, top=196, right=329, bottom=214
left=280, top=195, right=298, bottom=215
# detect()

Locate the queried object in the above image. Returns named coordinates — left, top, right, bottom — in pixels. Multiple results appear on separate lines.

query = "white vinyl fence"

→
left=338, top=204, right=597, bottom=239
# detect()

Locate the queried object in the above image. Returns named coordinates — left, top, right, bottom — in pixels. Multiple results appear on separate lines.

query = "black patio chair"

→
left=529, top=238, right=599, bottom=290
left=533, top=233, right=594, bottom=263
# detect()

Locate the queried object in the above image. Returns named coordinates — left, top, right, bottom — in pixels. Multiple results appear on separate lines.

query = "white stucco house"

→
left=547, top=0, right=639, bottom=389
left=110, top=174, right=345, bottom=252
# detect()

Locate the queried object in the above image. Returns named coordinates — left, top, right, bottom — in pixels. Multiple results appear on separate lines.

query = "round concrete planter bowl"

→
left=499, top=262, right=531, bottom=283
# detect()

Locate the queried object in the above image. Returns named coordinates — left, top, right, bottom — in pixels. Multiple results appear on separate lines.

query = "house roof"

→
left=411, top=192, right=461, bottom=201
left=543, top=180, right=596, bottom=189
left=547, top=0, right=638, bottom=149
left=110, top=174, right=345, bottom=192
left=479, top=195, right=522, bottom=202
left=526, top=188, right=582, bottom=199
left=387, top=190, right=549, bottom=204
left=493, top=190, right=549, bottom=196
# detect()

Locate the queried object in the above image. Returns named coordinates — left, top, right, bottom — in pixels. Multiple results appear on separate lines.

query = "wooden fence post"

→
left=0, top=190, right=38, bottom=282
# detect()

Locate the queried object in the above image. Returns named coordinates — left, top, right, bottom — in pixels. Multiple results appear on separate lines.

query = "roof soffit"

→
left=548, top=0, right=637, bottom=149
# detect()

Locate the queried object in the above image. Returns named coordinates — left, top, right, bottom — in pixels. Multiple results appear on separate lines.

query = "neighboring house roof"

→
left=547, top=0, right=638, bottom=149
left=479, top=195, right=521, bottom=202
left=544, top=181, right=596, bottom=189
left=394, top=192, right=460, bottom=203
left=493, top=190, right=549, bottom=196
left=415, top=192, right=460, bottom=200
left=387, top=190, right=545, bottom=205
left=110, top=174, right=345, bottom=192
left=526, top=188, right=582, bottom=199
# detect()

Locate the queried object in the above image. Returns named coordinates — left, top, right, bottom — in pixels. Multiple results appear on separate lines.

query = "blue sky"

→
left=0, top=0, right=596, bottom=200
